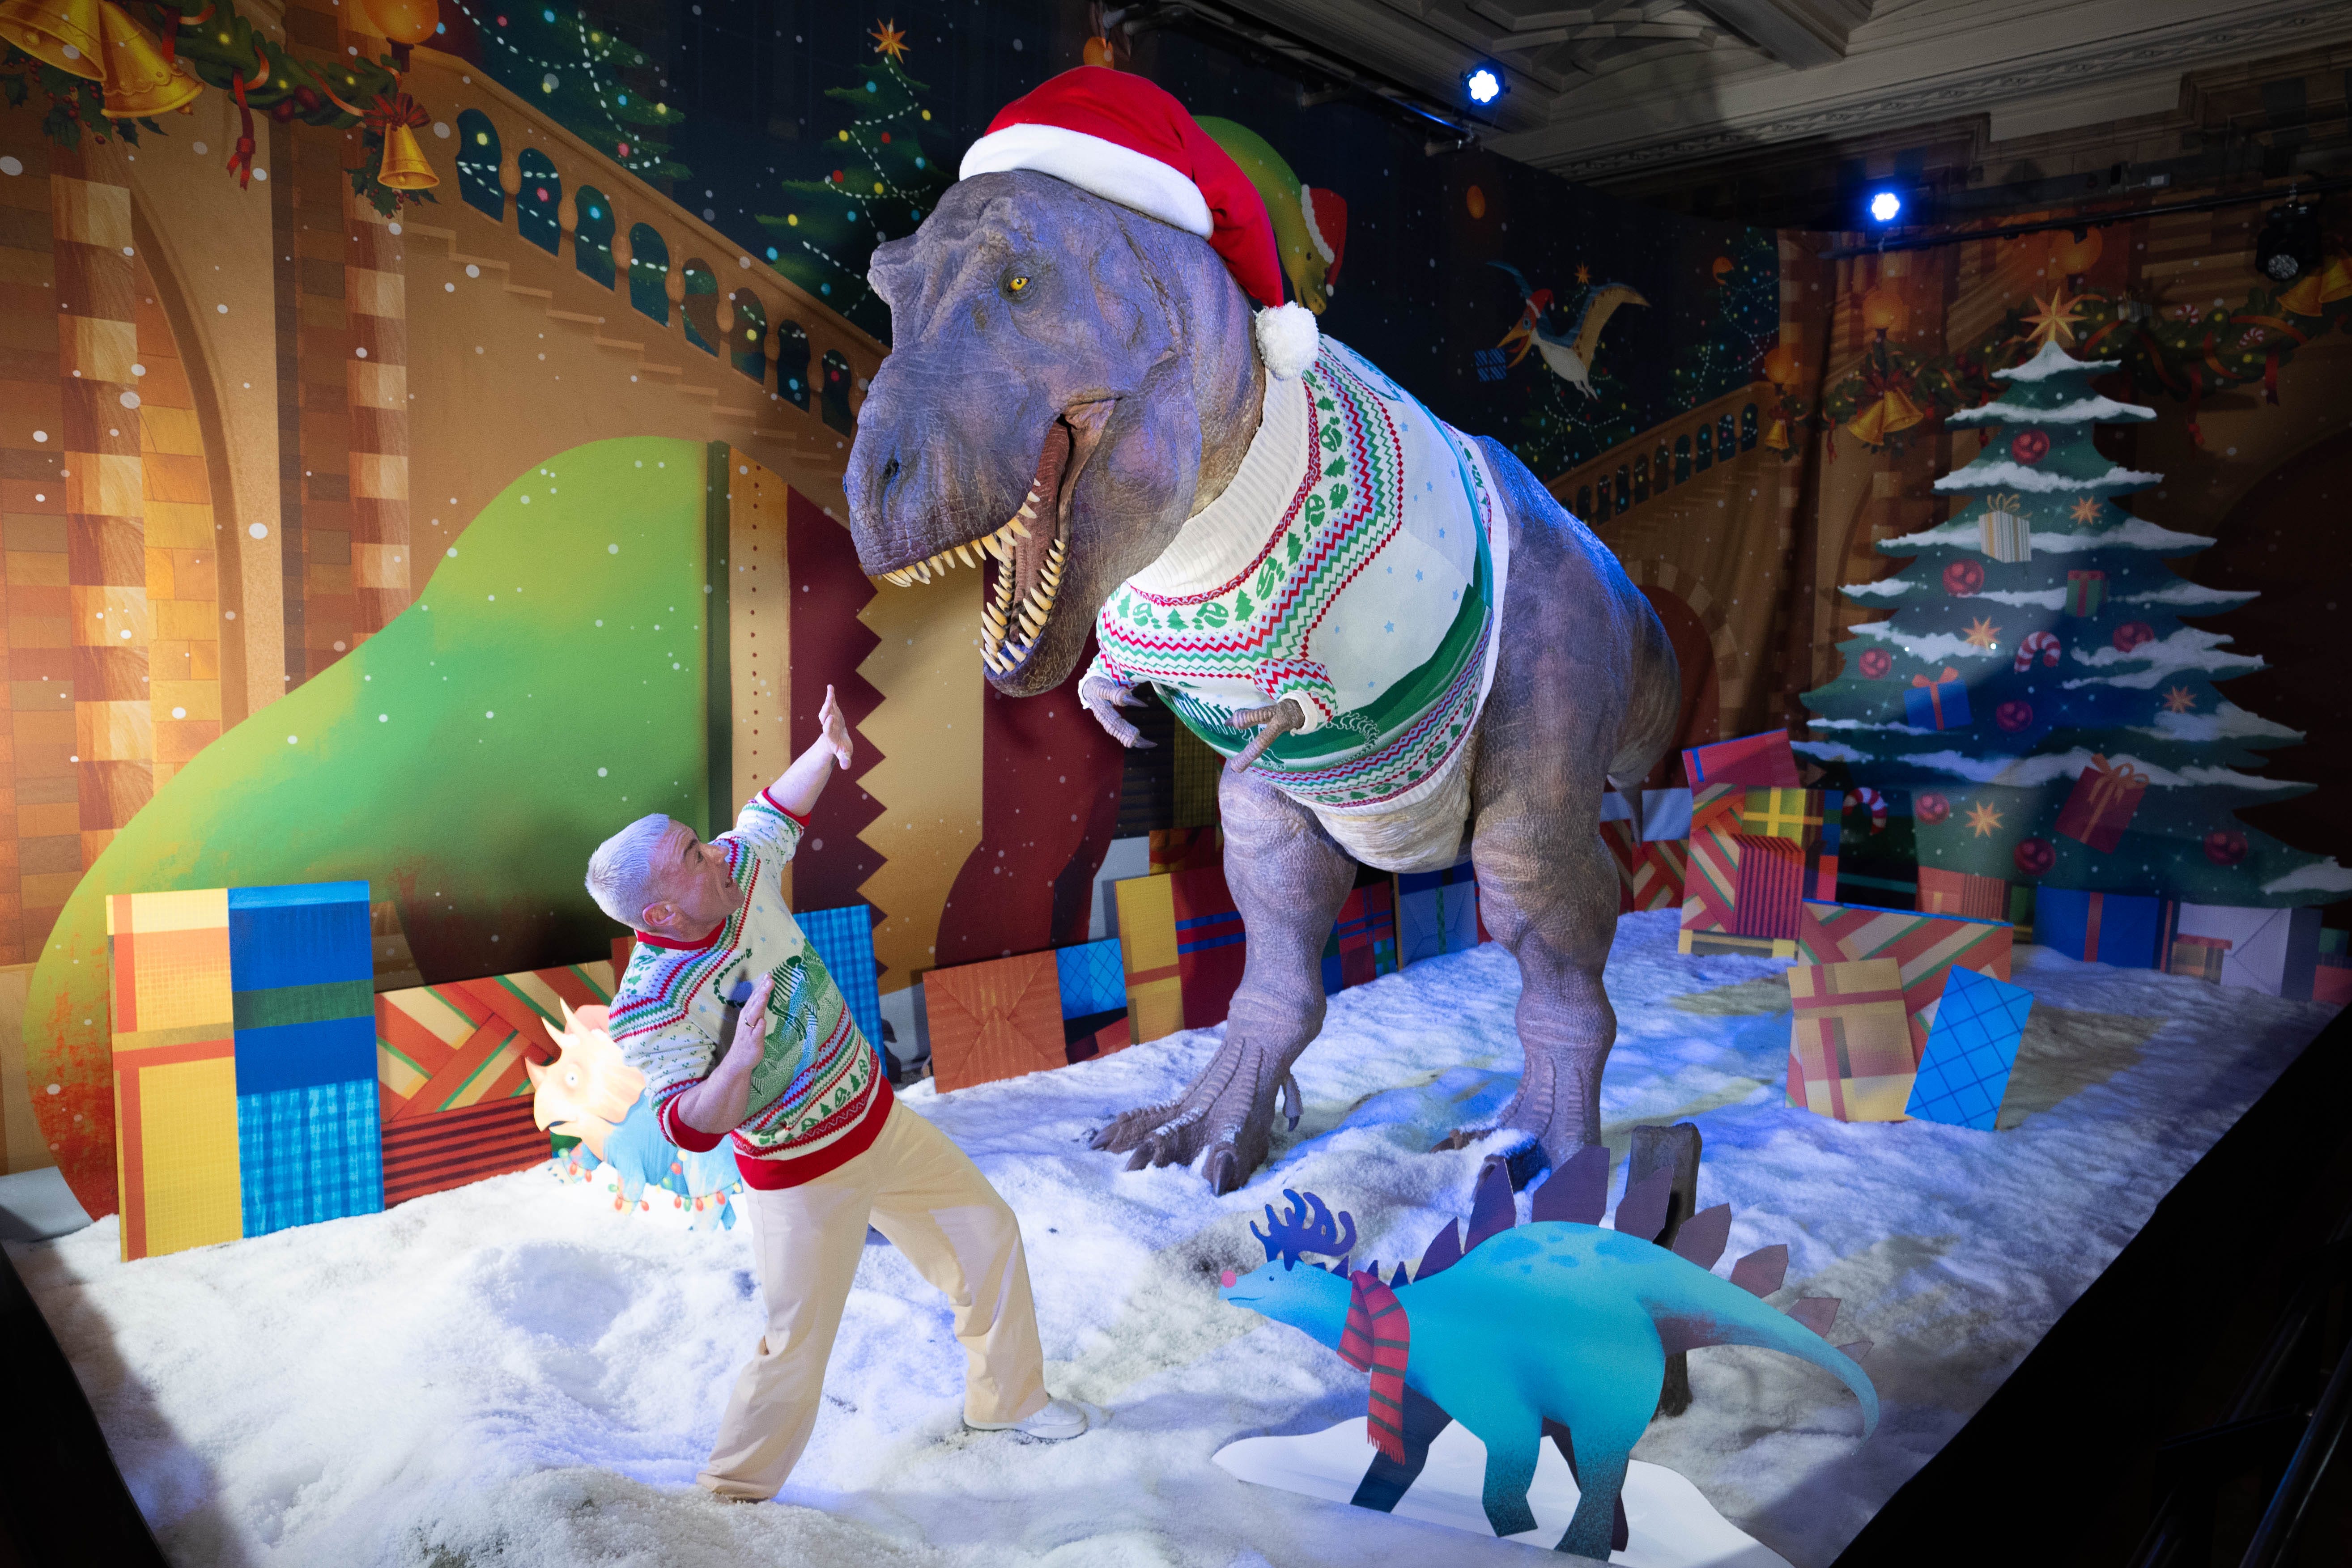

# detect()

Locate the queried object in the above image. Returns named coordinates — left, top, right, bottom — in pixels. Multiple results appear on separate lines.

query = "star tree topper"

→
left=2023, top=287, right=2088, bottom=349
left=871, top=18, right=910, bottom=61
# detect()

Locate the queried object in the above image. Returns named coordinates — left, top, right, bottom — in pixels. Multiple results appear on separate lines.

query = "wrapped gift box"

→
left=1918, top=866, right=2009, bottom=921
left=1980, top=496, right=2032, bottom=563
left=1601, top=786, right=1694, bottom=842
left=1114, top=865, right=1249, bottom=1044
left=2054, top=756, right=2149, bottom=853
left=1680, top=786, right=1840, bottom=955
left=2164, top=903, right=2324, bottom=999
left=2316, top=952, right=2352, bottom=1007
left=1600, top=820, right=1688, bottom=913
left=1398, top=859, right=1480, bottom=965
left=1903, top=667, right=1973, bottom=731
left=927, top=952, right=1067, bottom=1092
left=1682, top=730, right=1801, bottom=790
left=1905, top=965, right=2036, bottom=1130
left=2036, top=888, right=2162, bottom=969
left=1787, top=958, right=1916, bottom=1122
left=1797, top=900, right=2012, bottom=1057
left=2065, top=569, right=2106, bottom=618
left=797, top=903, right=885, bottom=1054
left=1322, top=880, right=1398, bottom=994
left=1056, top=938, right=1131, bottom=1063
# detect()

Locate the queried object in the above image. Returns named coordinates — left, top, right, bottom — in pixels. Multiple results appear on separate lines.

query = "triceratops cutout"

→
left=527, top=1000, right=646, bottom=1158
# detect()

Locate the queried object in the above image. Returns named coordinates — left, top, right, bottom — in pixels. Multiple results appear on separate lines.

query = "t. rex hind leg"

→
left=1089, top=761, right=1357, bottom=1194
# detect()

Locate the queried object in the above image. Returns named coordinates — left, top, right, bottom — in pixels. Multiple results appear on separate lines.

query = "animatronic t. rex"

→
left=843, top=68, right=1680, bottom=1194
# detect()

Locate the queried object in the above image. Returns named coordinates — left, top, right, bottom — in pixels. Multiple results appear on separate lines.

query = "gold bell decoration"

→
left=97, top=0, right=200, bottom=119
left=0, top=0, right=108, bottom=79
left=366, top=90, right=440, bottom=192
left=1760, top=416, right=1792, bottom=453
left=1846, top=385, right=1924, bottom=446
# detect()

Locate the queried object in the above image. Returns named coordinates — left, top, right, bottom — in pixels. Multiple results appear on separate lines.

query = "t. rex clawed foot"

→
left=1088, top=1039, right=1297, bottom=1194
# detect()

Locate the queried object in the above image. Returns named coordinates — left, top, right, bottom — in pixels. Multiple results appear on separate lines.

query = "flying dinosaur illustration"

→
left=1489, top=262, right=1648, bottom=399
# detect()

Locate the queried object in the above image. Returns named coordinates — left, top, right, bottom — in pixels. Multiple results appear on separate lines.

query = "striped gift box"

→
left=377, top=962, right=614, bottom=1207
left=1797, top=900, right=2012, bottom=1058
left=1600, top=822, right=1687, bottom=913
left=1682, top=730, right=1801, bottom=790
left=1787, top=958, right=1916, bottom=1122
left=1679, top=786, right=1837, bottom=955
left=1918, top=866, right=2009, bottom=921
left=926, top=951, right=1066, bottom=1092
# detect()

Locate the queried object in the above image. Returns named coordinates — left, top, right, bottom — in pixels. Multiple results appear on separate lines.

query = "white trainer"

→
left=966, top=1397, right=1090, bottom=1441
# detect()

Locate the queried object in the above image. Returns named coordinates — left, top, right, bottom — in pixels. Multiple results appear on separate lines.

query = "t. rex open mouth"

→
left=877, top=402, right=1110, bottom=676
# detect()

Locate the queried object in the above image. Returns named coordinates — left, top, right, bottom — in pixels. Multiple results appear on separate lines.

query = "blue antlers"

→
left=1250, top=1189, right=1358, bottom=1272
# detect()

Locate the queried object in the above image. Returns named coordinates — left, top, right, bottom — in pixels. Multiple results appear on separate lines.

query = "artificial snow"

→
left=10, top=913, right=2338, bottom=1568
left=2135, top=702, right=2303, bottom=745
left=2062, top=626, right=2261, bottom=689
left=2116, top=582, right=2258, bottom=608
left=1846, top=621, right=2002, bottom=665
left=1990, top=340, right=2122, bottom=381
left=1929, top=461, right=2163, bottom=495
left=1882, top=517, right=2209, bottom=554
left=1946, top=394, right=2152, bottom=425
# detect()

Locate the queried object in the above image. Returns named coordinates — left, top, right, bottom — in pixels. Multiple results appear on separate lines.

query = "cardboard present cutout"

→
left=1786, top=960, right=1914, bottom=1122
left=2036, top=889, right=2162, bottom=969
left=1681, top=730, right=1801, bottom=790
left=1321, top=880, right=1398, bottom=994
left=379, top=960, right=615, bottom=1207
left=1056, top=937, right=1132, bottom=1061
left=1680, top=787, right=1838, bottom=955
left=108, top=883, right=383, bottom=1260
left=1905, top=966, right=2035, bottom=1130
left=926, top=951, right=1068, bottom=1090
left=1215, top=1175, right=1875, bottom=1561
left=1918, top=865, right=2009, bottom=920
left=1796, top=900, right=2012, bottom=1057
left=1398, top=858, right=1482, bottom=964
left=2165, top=903, right=2324, bottom=999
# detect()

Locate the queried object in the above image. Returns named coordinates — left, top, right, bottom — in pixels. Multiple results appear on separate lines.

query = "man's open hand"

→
left=817, top=685, right=853, bottom=769
left=724, top=973, right=776, bottom=1068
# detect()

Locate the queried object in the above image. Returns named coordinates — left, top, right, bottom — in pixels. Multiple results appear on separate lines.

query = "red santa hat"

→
left=960, top=67, right=1320, bottom=378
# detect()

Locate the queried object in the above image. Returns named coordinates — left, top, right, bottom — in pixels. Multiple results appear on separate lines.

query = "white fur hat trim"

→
left=1254, top=302, right=1320, bottom=381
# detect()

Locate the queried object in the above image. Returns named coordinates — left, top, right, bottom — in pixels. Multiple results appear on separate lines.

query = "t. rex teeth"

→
left=955, top=544, right=978, bottom=569
left=931, top=552, right=951, bottom=574
left=983, top=604, right=1008, bottom=636
left=913, top=561, right=931, bottom=583
left=884, top=570, right=907, bottom=586
left=983, top=531, right=1010, bottom=562
left=1017, top=503, right=1035, bottom=519
left=1008, top=517, right=1032, bottom=539
left=1019, top=603, right=1046, bottom=636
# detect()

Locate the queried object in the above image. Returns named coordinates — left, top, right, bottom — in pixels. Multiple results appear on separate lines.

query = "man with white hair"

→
left=587, top=685, right=1087, bottom=1502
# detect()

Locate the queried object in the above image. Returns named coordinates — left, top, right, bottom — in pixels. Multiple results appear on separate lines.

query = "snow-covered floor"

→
left=11, top=911, right=2338, bottom=1568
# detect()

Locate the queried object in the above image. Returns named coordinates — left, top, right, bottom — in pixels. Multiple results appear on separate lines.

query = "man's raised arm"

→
left=768, top=684, right=855, bottom=819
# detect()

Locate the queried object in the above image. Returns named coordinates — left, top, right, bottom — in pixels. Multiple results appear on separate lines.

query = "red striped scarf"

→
left=1338, top=1269, right=1411, bottom=1461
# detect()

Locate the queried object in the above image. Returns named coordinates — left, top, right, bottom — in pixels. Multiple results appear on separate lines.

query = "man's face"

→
left=645, top=820, right=746, bottom=934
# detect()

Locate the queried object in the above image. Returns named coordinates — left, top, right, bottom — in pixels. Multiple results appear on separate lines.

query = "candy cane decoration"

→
left=1850, top=787, right=1888, bottom=832
left=2015, top=630, right=2061, bottom=673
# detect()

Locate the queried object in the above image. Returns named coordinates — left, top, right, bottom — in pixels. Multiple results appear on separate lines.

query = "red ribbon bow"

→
left=364, top=93, right=430, bottom=137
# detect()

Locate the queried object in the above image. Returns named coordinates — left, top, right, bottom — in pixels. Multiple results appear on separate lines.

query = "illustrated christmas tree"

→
left=756, top=20, right=954, bottom=337
left=1800, top=289, right=2349, bottom=906
left=477, top=4, right=687, bottom=184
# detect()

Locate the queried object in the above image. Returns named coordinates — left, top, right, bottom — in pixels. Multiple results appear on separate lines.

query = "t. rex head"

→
left=846, top=170, right=1263, bottom=696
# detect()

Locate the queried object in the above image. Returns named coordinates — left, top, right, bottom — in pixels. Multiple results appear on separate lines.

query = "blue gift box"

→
left=2036, top=888, right=2162, bottom=969
left=1903, top=670, right=1973, bottom=731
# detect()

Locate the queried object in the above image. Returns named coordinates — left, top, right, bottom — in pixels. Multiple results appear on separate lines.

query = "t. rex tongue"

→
left=1339, top=1269, right=1410, bottom=1462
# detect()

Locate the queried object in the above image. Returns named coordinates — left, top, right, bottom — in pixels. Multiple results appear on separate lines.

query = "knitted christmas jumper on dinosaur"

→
left=608, top=790, right=891, bottom=1190
left=1085, top=338, right=1511, bottom=870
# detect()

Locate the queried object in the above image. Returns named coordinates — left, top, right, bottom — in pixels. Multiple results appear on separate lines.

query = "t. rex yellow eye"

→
left=1007, top=274, right=1030, bottom=294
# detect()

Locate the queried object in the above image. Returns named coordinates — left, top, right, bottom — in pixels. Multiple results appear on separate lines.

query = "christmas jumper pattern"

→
left=609, top=791, right=890, bottom=1188
left=1088, top=339, right=1508, bottom=815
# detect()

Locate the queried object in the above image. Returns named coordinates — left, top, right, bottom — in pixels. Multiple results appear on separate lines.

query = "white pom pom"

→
left=1254, top=302, right=1320, bottom=381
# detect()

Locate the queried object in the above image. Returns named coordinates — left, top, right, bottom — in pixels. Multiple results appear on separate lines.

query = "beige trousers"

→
left=696, top=1101, right=1048, bottom=1499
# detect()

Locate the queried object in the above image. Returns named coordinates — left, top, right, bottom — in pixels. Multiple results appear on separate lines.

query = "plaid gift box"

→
left=1787, top=959, right=1916, bottom=1122
left=2035, top=888, right=2162, bottom=969
left=1905, top=965, right=2035, bottom=1131
left=1798, top=900, right=2012, bottom=1058
left=1056, top=938, right=1130, bottom=1063
left=1903, top=667, right=1973, bottom=731
left=1918, top=866, right=2009, bottom=921
left=1682, top=730, right=1801, bottom=790
left=2054, top=755, right=2149, bottom=853
left=2066, top=569, right=2106, bottom=618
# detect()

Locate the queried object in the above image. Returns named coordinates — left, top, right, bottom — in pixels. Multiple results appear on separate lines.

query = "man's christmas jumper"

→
left=609, top=792, right=890, bottom=1189
left=1086, top=338, right=1512, bottom=868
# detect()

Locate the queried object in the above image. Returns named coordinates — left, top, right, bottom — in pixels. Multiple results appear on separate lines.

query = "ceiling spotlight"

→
left=2256, top=199, right=2322, bottom=284
left=1867, top=189, right=1903, bottom=225
left=1463, top=65, right=1503, bottom=108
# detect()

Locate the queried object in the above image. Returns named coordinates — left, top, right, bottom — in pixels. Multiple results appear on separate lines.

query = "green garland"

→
left=3, top=0, right=439, bottom=216
left=1796, top=263, right=2352, bottom=455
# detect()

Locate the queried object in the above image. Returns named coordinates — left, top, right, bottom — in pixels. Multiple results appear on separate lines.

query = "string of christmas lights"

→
left=442, top=0, right=685, bottom=181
